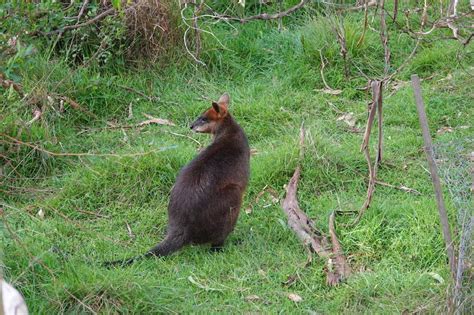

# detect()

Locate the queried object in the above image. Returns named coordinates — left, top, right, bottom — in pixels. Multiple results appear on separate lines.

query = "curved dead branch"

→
left=281, top=125, right=351, bottom=286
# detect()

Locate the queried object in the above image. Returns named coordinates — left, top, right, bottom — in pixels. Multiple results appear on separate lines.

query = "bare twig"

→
left=64, top=288, right=98, bottom=315
left=318, top=49, right=342, bottom=94
left=375, top=180, right=421, bottom=195
left=379, top=0, right=391, bottom=76
left=376, top=81, right=383, bottom=164
left=448, top=0, right=459, bottom=17
left=334, top=20, right=349, bottom=78
left=352, top=80, right=383, bottom=225
left=44, top=7, right=116, bottom=35
left=207, top=0, right=308, bottom=24
left=76, top=0, right=90, bottom=23
left=117, top=84, right=159, bottom=102
left=411, top=74, right=456, bottom=279
left=0, top=133, right=174, bottom=158
left=192, top=2, right=205, bottom=60
left=356, top=0, right=370, bottom=47
left=392, top=0, right=399, bottom=23
left=239, top=0, right=308, bottom=23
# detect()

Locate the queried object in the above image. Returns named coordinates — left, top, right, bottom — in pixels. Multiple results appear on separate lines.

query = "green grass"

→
left=1, top=5, right=473, bottom=314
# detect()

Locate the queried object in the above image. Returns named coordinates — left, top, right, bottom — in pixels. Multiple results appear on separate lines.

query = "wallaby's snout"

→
left=190, top=116, right=205, bottom=130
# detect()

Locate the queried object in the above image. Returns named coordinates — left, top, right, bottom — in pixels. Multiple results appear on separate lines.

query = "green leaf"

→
left=111, top=0, right=121, bottom=10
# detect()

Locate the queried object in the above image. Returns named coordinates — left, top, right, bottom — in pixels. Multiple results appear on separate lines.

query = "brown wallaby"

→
left=104, top=93, right=250, bottom=267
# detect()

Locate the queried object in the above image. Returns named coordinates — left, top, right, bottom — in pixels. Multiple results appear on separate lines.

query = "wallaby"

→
left=104, top=93, right=250, bottom=267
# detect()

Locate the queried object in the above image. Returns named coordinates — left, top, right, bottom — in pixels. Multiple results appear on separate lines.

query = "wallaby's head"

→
left=190, top=93, right=230, bottom=134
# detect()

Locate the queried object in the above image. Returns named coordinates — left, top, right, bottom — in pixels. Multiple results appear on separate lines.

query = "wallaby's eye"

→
left=201, top=117, right=208, bottom=123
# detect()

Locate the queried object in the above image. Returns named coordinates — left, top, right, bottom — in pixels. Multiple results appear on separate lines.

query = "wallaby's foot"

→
left=210, top=242, right=224, bottom=253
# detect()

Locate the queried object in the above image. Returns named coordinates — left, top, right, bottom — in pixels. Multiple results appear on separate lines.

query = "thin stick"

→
left=376, top=81, right=383, bottom=164
left=352, top=80, right=381, bottom=225
left=45, top=7, right=116, bottom=35
left=411, top=74, right=456, bottom=279
left=379, top=0, right=391, bottom=76
left=375, top=180, right=421, bottom=195
left=1, top=133, right=173, bottom=158
left=208, top=0, right=308, bottom=24
left=356, top=0, right=370, bottom=47
left=392, top=0, right=399, bottom=23
left=117, top=84, right=159, bottom=102
left=76, top=0, right=90, bottom=23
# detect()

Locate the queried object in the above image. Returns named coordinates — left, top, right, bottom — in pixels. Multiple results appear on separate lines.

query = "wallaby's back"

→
left=104, top=93, right=249, bottom=267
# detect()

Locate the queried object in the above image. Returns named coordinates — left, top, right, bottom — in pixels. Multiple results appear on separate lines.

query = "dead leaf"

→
left=437, top=126, right=453, bottom=135
left=139, top=114, right=175, bottom=127
left=37, top=208, right=45, bottom=219
left=318, top=88, right=343, bottom=95
left=288, top=293, right=302, bottom=302
left=250, top=148, right=259, bottom=156
left=245, top=295, right=261, bottom=302
left=337, top=112, right=356, bottom=128
left=127, top=103, right=133, bottom=120
left=187, top=276, right=221, bottom=291
left=426, top=272, right=444, bottom=284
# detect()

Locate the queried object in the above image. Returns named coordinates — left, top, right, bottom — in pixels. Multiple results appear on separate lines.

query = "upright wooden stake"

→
left=411, top=74, right=456, bottom=279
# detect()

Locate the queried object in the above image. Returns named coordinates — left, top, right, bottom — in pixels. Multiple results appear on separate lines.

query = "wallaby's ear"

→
left=212, top=102, right=220, bottom=113
left=217, top=93, right=230, bottom=108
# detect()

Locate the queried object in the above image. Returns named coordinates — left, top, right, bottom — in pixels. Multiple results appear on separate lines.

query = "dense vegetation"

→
left=1, top=1, right=472, bottom=313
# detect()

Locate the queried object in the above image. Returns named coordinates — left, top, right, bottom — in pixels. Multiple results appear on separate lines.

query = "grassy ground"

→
left=1, top=4, right=473, bottom=314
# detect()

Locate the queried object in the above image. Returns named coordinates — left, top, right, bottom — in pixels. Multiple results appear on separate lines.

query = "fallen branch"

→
left=0, top=133, right=175, bottom=158
left=281, top=125, right=351, bottom=286
left=411, top=74, right=456, bottom=279
left=327, top=211, right=351, bottom=285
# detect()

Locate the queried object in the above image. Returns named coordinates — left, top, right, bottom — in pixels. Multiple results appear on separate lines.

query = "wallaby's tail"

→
left=103, top=234, right=186, bottom=268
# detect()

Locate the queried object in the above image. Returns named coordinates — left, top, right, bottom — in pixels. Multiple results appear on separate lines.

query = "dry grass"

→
left=124, top=0, right=182, bottom=62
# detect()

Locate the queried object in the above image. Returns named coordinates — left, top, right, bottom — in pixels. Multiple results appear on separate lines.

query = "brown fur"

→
left=104, top=93, right=249, bottom=267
